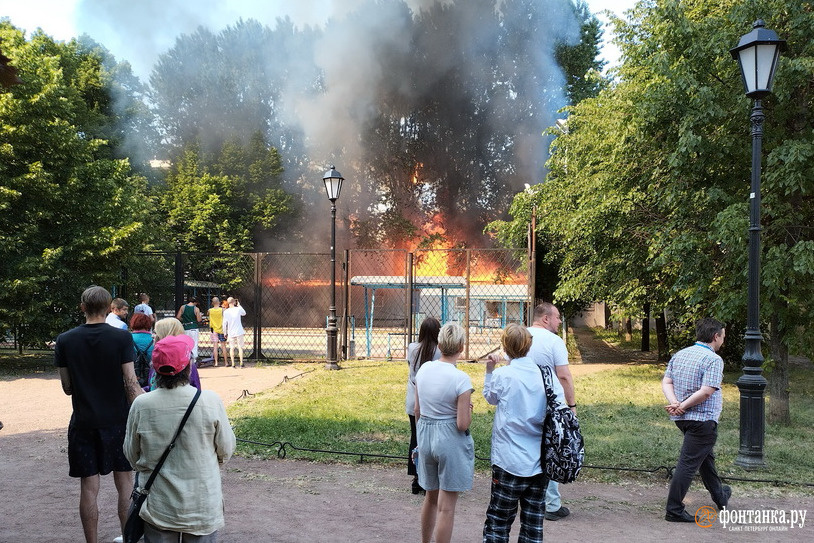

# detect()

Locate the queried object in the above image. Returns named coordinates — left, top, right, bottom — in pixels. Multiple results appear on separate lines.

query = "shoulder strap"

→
left=538, top=365, right=558, bottom=411
left=134, top=339, right=153, bottom=355
left=140, top=388, right=201, bottom=492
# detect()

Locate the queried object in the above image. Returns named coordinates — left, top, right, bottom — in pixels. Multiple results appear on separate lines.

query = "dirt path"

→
left=1, top=356, right=812, bottom=542
left=571, top=327, right=660, bottom=365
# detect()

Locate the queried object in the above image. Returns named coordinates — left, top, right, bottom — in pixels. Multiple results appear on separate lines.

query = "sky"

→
left=0, top=0, right=639, bottom=79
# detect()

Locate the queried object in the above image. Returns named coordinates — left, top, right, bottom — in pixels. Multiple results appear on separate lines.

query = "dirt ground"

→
left=1, top=351, right=813, bottom=542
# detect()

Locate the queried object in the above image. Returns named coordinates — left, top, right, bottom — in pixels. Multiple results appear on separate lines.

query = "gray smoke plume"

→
left=74, top=0, right=579, bottom=251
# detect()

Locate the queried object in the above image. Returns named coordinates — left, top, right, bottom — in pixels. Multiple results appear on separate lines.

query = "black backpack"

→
left=134, top=340, right=153, bottom=388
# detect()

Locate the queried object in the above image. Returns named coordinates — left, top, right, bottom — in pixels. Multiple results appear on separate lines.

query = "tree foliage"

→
left=160, top=131, right=295, bottom=255
left=0, top=23, right=153, bottom=345
left=556, top=0, right=607, bottom=105
left=492, top=0, right=814, bottom=423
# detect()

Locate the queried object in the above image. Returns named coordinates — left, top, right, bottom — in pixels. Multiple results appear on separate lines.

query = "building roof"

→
left=350, top=276, right=467, bottom=289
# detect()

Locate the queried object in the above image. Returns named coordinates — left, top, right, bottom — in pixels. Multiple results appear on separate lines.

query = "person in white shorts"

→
left=222, top=297, right=247, bottom=368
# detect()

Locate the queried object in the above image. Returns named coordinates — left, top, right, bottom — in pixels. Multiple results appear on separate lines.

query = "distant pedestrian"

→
left=662, top=317, right=730, bottom=522
left=414, top=322, right=474, bottom=543
left=133, top=293, right=155, bottom=323
left=176, top=296, right=202, bottom=360
left=527, top=302, right=574, bottom=521
left=130, top=313, right=154, bottom=389
left=106, top=298, right=129, bottom=330
left=124, top=334, right=236, bottom=541
left=208, top=297, right=228, bottom=367
left=482, top=323, right=566, bottom=543
left=406, top=316, right=442, bottom=494
left=222, top=297, right=247, bottom=368
left=54, top=286, right=143, bottom=543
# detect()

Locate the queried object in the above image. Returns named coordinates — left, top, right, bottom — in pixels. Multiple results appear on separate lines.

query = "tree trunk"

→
left=768, top=315, right=791, bottom=425
left=642, top=303, right=651, bottom=352
left=655, top=310, right=669, bottom=361
left=624, top=318, right=633, bottom=342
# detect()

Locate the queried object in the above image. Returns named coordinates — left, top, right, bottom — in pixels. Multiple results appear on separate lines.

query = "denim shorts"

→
left=416, top=417, right=474, bottom=492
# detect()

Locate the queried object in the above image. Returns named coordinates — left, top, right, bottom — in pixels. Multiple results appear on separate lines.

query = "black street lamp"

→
left=729, top=20, right=785, bottom=469
left=323, top=166, right=344, bottom=370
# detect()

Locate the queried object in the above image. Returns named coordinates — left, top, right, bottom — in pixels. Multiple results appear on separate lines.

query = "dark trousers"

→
left=408, top=414, right=418, bottom=476
left=483, top=465, right=547, bottom=543
left=666, top=420, right=726, bottom=515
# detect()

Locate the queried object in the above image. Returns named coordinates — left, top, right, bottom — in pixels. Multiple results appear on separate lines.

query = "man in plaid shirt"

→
left=661, top=317, right=731, bottom=522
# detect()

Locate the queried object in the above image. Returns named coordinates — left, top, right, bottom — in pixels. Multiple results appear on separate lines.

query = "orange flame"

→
left=265, top=277, right=332, bottom=288
left=411, top=162, right=424, bottom=185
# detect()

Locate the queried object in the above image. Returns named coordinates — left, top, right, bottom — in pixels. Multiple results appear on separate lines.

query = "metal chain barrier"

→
left=232, top=435, right=814, bottom=487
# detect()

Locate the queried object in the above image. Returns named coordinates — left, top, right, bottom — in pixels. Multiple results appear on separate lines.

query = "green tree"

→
left=0, top=23, right=153, bottom=346
left=491, top=0, right=814, bottom=424
left=555, top=0, right=607, bottom=105
left=160, top=132, right=295, bottom=256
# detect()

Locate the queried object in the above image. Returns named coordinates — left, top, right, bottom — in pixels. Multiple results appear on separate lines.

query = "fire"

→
left=409, top=212, right=524, bottom=284
left=411, top=162, right=424, bottom=185
left=264, top=277, right=332, bottom=288
left=413, top=212, right=450, bottom=277
left=414, top=249, right=448, bottom=277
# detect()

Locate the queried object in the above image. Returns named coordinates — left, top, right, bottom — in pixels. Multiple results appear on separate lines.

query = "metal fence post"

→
left=341, top=249, right=350, bottom=360
left=120, top=266, right=129, bottom=302
left=252, top=252, right=265, bottom=361
left=465, top=249, right=471, bottom=360
left=528, top=207, right=537, bottom=325
left=174, top=250, right=184, bottom=311
left=406, top=252, right=414, bottom=346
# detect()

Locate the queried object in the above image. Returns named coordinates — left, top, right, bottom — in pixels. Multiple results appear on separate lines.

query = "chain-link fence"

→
left=346, top=248, right=531, bottom=361
left=117, top=249, right=530, bottom=362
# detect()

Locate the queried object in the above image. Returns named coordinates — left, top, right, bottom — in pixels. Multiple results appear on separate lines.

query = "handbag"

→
left=124, top=389, right=201, bottom=543
left=539, top=366, right=584, bottom=484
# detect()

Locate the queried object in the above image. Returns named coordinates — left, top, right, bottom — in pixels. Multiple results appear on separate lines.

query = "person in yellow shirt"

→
left=207, top=297, right=227, bottom=367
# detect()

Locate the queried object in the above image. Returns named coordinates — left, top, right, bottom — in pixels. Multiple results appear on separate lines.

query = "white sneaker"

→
left=113, top=536, right=123, bottom=543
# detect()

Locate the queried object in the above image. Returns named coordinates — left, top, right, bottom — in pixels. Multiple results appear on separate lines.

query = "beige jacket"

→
left=124, top=385, right=236, bottom=535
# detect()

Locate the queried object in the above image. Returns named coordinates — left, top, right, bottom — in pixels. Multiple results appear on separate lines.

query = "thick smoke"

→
left=74, top=0, right=579, bottom=251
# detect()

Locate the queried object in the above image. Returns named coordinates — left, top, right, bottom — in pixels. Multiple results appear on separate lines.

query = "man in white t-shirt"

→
left=222, top=297, right=247, bottom=368
left=527, top=302, right=576, bottom=522
left=132, top=293, right=155, bottom=323
left=105, top=298, right=129, bottom=330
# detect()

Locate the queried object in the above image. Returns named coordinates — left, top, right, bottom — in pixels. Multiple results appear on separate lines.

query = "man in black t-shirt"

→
left=55, top=286, right=144, bottom=543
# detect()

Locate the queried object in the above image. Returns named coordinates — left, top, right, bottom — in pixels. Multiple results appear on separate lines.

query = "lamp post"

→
left=729, top=20, right=785, bottom=469
left=323, top=166, right=344, bottom=370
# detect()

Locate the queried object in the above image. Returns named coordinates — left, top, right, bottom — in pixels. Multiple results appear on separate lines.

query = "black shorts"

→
left=67, top=423, right=132, bottom=478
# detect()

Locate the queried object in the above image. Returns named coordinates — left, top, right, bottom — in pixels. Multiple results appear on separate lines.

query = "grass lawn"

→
left=229, top=356, right=814, bottom=494
left=0, top=350, right=55, bottom=376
